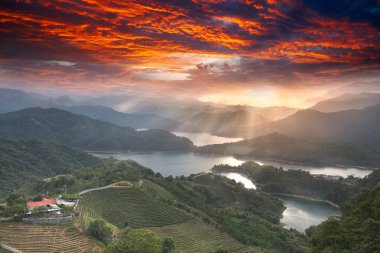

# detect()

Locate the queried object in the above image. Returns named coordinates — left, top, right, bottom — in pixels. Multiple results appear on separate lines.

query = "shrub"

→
left=87, top=220, right=112, bottom=245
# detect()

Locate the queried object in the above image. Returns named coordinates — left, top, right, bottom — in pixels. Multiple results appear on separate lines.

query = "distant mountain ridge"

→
left=0, top=108, right=194, bottom=151
left=197, top=133, right=380, bottom=167
left=311, top=92, right=380, bottom=112
left=0, top=88, right=51, bottom=113
left=266, top=103, right=380, bottom=148
left=61, top=105, right=179, bottom=129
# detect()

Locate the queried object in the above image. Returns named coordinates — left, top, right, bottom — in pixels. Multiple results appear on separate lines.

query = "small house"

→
left=26, top=198, right=61, bottom=215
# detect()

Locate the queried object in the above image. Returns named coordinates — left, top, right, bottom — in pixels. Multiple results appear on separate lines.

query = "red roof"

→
left=27, top=198, right=56, bottom=207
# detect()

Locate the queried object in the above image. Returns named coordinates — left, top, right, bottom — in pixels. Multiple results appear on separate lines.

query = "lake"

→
left=220, top=172, right=256, bottom=189
left=218, top=173, right=337, bottom=232
left=91, top=151, right=372, bottom=178
left=172, top=131, right=244, bottom=146
left=275, top=194, right=338, bottom=232
left=91, top=151, right=244, bottom=177
left=249, top=158, right=372, bottom=178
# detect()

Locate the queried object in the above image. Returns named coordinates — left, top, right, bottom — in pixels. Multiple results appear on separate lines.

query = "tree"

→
left=309, top=186, right=380, bottom=253
left=104, top=228, right=162, bottom=253
left=161, top=238, right=175, bottom=253
left=87, top=220, right=112, bottom=245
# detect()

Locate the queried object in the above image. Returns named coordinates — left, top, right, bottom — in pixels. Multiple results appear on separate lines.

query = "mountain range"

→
left=264, top=103, right=380, bottom=148
left=0, top=108, right=194, bottom=151
left=310, top=92, right=380, bottom=112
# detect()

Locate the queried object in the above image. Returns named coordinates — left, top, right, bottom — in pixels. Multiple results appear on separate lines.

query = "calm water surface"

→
left=172, top=131, right=244, bottom=146
left=91, top=132, right=373, bottom=178
left=220, top=172, right=256, bottom=189
left=91, top=152, right=243, bottom=177
left=92, top=151, right=372, bottom=178
left=250, top=158, right=372, bottom=178
left=276, top=195, right=338, bottom=232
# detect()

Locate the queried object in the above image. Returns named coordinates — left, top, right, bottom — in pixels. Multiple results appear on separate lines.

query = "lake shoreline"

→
left=271, top=193, right=341, bottom=209
left=234, top=155, right=376, bottom=170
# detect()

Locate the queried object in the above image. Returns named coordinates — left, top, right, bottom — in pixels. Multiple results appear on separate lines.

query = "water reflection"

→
left=172, top=131, right=244, bottom=146
left=220, top=172, right=256, bottom=189
left=276, top=195, right=338, bottom=232
left=251, top=159, right=372, bottom=178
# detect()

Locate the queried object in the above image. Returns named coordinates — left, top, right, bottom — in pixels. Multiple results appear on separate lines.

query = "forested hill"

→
left=0, top=139, right=101, bottom=194
left=0, top=108, right=194, bottom=152
left=308, top=186, right=380, bottom=253
left=197, top=133, right=380, bottom=167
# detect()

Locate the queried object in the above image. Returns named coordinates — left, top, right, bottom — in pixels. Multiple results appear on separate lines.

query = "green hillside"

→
left=197, top=132, right=380, bottom=167
left=149, top=219, right=254, bottom=253
left=77, top=186, right=254, bottom=253
left=0, top=108, right=194, bottom=152
left=308, top=186, right=380, bottom=253
left=78, top=187, right=193, bottom=228
left=0, top=139, right=100, bottom=194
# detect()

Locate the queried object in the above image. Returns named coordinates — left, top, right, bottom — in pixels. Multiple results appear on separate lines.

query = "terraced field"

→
left=78, top=187, right=193, bottom=228
left=0, top=223, right=90, bottom=253
left=150, top=219, right=257, bottom=253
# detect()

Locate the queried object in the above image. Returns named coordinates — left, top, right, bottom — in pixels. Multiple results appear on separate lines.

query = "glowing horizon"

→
left=0, top=0, right=379, bottom=107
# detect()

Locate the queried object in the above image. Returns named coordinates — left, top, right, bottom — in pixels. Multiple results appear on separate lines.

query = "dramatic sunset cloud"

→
left=0, top=0, right=379, bottom=106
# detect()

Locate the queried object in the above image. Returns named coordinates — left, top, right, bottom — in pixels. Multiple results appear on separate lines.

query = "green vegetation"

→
left=0, top=248, right=12, bottom=253
left=197, top=133, right=380, bottom=167
left=0, top=193, right=27, bottom=221
left=150, top=219, right=252, bottom=253
left=308, top=186, right=380, bottom=253
left=161, top=238, right=175, bottom=253
left=78, top=188, right=193, bottom=228
left=0, top=138, right=100, bottom=194
left=0, top=145, right=334, bottom=253
left=62, top=194, right=79, bottom=200
left=87, top=220, right=112, bottom=245
left=0, top=107, right=194, bottom=151
left=212, top=161, right=380, bottom=206
left=104, top=228, right=162, bottom=253
left=148, top=174, right=308, bottom=253
left=73, top=163, right=308, bottom=252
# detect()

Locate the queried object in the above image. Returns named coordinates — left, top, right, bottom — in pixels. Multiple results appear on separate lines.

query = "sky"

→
left=0, top=0, right=380, bottom=107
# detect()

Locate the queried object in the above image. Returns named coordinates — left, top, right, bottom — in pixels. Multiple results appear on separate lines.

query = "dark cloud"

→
left=304, top=0, right=380, bottom=28
left=0, top=0, right=379, bottom=97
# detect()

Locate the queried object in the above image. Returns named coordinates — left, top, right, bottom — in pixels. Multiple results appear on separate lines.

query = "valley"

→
left=0, top=90, right=379, bottom=253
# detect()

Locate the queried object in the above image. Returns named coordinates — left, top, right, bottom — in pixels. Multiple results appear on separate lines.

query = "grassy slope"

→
left=78, top=187, right=193, bottom=229
left=77, top=184, right=256, bottom=253
left=149, top=219, right=255, bottom=253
